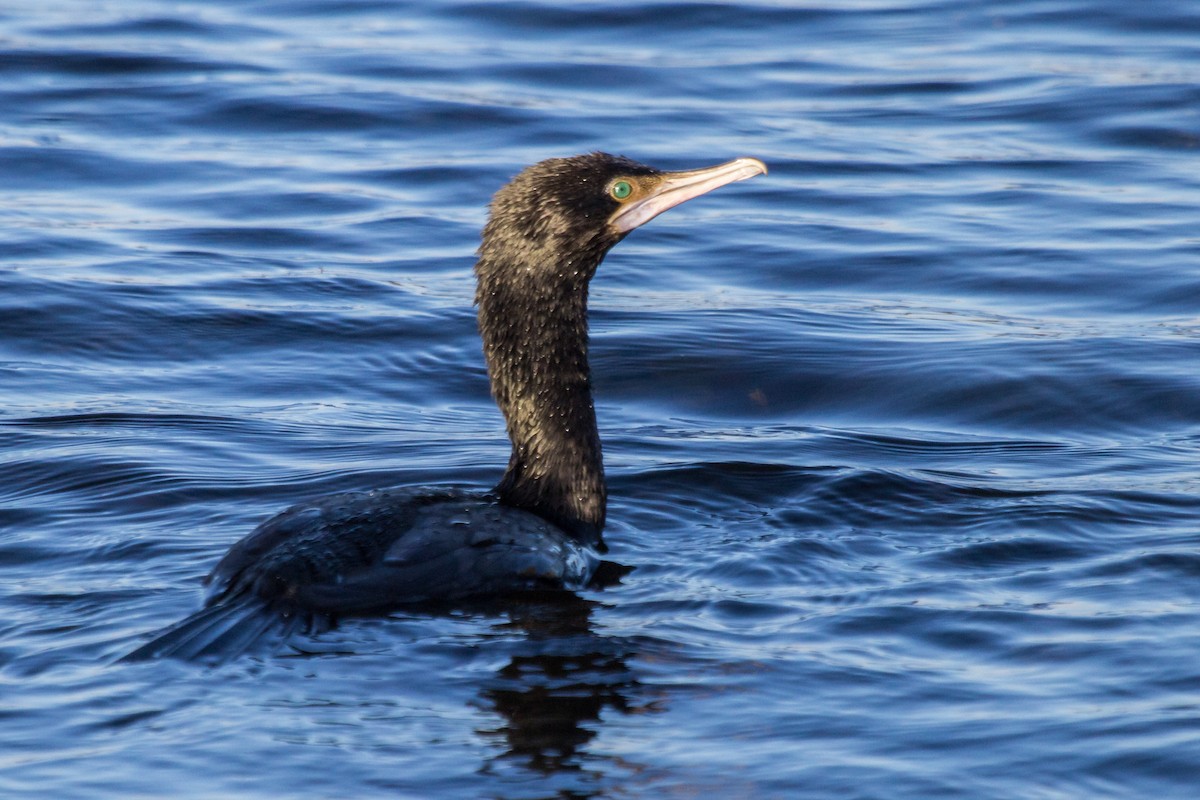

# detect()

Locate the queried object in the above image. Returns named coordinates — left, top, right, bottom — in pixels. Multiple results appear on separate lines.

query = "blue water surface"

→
left=2, top=1, right=1200, bottom=797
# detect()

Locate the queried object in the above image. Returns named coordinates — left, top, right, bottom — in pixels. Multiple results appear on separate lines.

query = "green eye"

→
left=610, top=180, right=633, bottom=200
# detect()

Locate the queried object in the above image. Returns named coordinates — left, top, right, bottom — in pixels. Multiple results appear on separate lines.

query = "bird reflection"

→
left=473, top=567, right=656, bottom=786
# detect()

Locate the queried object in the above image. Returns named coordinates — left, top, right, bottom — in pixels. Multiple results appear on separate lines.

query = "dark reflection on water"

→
left=473, top=597, right=647, bottom=789
left=4, top=0, right=1200, bottom=797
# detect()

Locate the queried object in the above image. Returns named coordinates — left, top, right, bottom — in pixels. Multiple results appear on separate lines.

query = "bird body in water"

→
left=126, top=152, right=766, bottom=661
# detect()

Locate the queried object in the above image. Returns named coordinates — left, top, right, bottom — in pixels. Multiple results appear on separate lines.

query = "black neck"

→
left=475, top=255, right=607, bottom=547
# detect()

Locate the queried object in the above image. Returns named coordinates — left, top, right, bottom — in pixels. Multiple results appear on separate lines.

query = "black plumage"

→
left=125, top=152, right=765, bottom=661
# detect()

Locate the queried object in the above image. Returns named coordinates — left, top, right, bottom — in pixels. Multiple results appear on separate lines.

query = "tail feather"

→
left=122, top=598, right=306, bottom=663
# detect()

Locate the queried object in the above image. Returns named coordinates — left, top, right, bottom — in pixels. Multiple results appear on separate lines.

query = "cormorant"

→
left=125, top=152, right=766, bottom=661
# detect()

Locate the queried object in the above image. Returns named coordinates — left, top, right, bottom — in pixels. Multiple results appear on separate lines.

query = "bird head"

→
left=478, top=152, right=766, bottom=287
